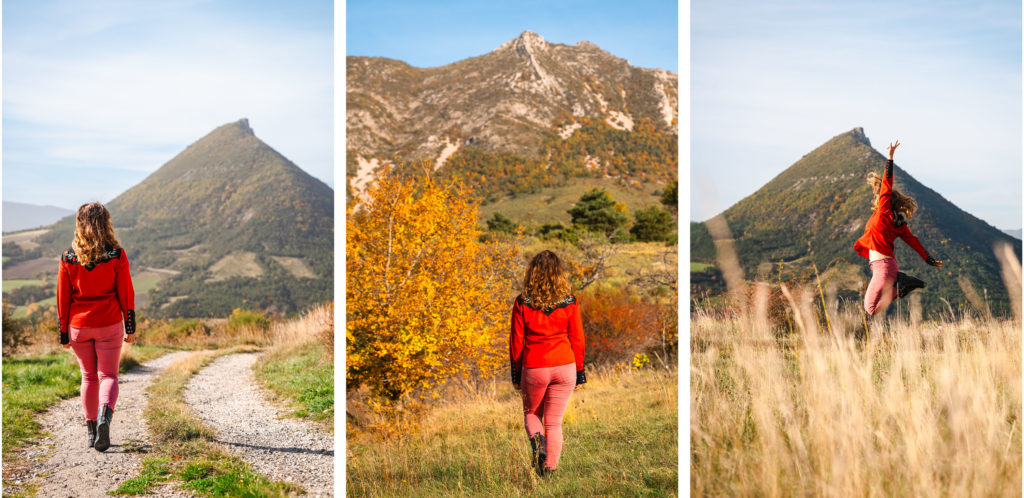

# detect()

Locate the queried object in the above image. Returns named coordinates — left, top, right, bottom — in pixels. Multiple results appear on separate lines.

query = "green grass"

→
left=113, top=457, right=173, bottom=495
left=132, top=275, right=162, bottom=296
left=254, top=341, right=333, bottom=428
left=690, top=262, right=714, bottom=272
left=1, top=345, right=175, bottom=458
left=2, top=279, right=46, bottom=293
left=347, top=366, right=678, bottom=497
left=114, top=346, right=300, bottom=496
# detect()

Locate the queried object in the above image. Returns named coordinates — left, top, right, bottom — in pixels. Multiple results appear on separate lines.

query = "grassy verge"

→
left=113, top=347, right=301, bottom=496
left=254, top=341, right=333, bottom=429
left=2, top=344, right=175, bottom=458
left=252, top=304, right=333, bottom=430
left=347, top=366, right=678, bottom=497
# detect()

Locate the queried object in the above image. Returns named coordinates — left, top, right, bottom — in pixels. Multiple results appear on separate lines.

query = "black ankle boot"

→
left=529, top=433, right=547, bottom=476
left=86, top=420, right=97, bottom=448
left=894, top=272, right=925, bottom=299
left=94, top=404, right=114, bottom=452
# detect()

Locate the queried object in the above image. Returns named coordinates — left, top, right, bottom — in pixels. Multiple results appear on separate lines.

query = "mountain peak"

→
left=847, top=126, right=870, bottom=147
left=500, top=30, right=548, bottom=53
left=233, top=118, right=254, bottom=135
left=515, top=30, right=544, bottom=43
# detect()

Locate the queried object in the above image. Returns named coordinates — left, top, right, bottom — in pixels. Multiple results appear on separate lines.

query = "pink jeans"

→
left=864, top=258, right=899, bottom=315
left=521, top=362, right=576, bottom=470
left=70, top=322, right=124, bottom=420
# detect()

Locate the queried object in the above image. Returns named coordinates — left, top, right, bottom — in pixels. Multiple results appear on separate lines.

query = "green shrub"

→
left=630, top=206, right=675, bottom=242
left=227, top=308, right=269, bottom=331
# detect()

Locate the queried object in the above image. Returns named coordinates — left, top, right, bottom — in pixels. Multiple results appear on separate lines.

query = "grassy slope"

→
left=479, top=179, right=665, bottom=227
left=2, top=345, right=174, bottom=458
left=347, top=367, right=678, bottom=497
left=2, top=280, right=46, bottom=293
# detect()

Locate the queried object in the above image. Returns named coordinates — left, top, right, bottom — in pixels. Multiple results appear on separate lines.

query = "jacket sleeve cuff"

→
left=124, top=309, right=136, bottom=334
left=60, top=332, right=70, bottom=345
left=576, top=369, right=587, bottom=385
left=511, top=359, right=521, bottom=384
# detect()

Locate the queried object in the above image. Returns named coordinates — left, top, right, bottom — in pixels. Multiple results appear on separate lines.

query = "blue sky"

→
left=691, top=0, right=1022, bottom=230
left=3, top=0, right=333, bottom=211
left=347, top=0, right=678, bottom=72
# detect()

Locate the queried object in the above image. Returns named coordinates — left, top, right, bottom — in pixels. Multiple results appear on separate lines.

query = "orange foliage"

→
left=578, top=287, right=675, bottom=365
left=346, top=166, right=509, bottom=430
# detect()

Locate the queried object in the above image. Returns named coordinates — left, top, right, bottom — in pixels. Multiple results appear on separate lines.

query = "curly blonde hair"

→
left=72, top=202, right=122, bottom=267
left=522, top=250, right=572, bottom=310
left=867, top=173, right=918, bottom=219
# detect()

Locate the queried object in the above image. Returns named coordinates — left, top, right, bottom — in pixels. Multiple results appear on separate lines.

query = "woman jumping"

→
left=509, top=250, right=586, bottom=478
left=57, top=202, right=136, bottom=452
left=854, top=140, right=944, bottom=317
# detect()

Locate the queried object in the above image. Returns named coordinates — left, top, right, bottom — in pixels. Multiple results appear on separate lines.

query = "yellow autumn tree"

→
left=346, top=165, right=508, bottom=430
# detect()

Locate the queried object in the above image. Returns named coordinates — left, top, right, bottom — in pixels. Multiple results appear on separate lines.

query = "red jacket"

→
left=57, top=247, right=135, bottom=341
left=854, top=159, right=930, bottom=261
left=509, top=293, right=586, bottom=385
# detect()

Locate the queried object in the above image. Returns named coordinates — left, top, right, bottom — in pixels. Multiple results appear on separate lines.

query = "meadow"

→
left=691, top=292, right=1022, bottom=496
left=347, top=364, right=678, bottom=497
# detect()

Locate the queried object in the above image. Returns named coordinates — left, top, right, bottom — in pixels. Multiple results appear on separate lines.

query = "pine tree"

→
left=568, top=188, right=629, bottom=236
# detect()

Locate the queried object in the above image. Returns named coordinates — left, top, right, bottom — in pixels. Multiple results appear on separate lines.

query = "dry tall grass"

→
left=691, top=295, right=1022, bottom=496
left=267, top=303, right=333, bottom=348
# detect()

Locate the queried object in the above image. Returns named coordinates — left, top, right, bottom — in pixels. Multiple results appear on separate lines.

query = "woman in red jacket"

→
left=854, top=140, right=944, bottom=317
left=509, top=250, right=585, bottom=478
left=57, top=202, right=135, bottom=452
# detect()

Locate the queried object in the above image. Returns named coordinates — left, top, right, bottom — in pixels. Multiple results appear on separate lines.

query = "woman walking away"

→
left=854, top=140, right=944, bottom=318
left=509, top=250, right=586, bottom=478
left=57, top=202, right=136, bottom=452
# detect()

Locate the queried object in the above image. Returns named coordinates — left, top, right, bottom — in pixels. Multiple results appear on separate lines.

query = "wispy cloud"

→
left=3, top=0, right=332, bottom=209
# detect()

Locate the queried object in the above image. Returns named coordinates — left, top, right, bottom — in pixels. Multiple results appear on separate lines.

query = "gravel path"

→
left=183, top=352, right=334, bottom=496
left=4, top=350, right=196, bottom=498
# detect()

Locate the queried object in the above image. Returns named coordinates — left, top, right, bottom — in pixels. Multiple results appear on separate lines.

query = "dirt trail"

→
left=4, top=350, right=195, bottom=498
left=183, top=352, right=333, bottom=497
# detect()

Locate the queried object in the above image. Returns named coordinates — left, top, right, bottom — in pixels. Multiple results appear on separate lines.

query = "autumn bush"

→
left=578, top=287, right=675, bottom=366
left=347, top=165, right=512, bottom=435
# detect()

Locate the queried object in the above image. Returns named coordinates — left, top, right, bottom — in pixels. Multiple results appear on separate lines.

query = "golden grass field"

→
left=348, top=365, right=678, bottom=497
left=691, top=296, right=1022, bottom=497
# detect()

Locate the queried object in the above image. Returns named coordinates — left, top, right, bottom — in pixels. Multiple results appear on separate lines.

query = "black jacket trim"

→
left=511, top=359, right=521, bottom=384
left=62, top=248, right=122, bottom=271
left=60, top=332, right=69, bottom=345
left=516, top=294, right=576, bottom=316
left=884, top=159, right=893, bottom=182
left=576, top=369, right=587, bottom=385
left=125, top=309, right=136, bottom=335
